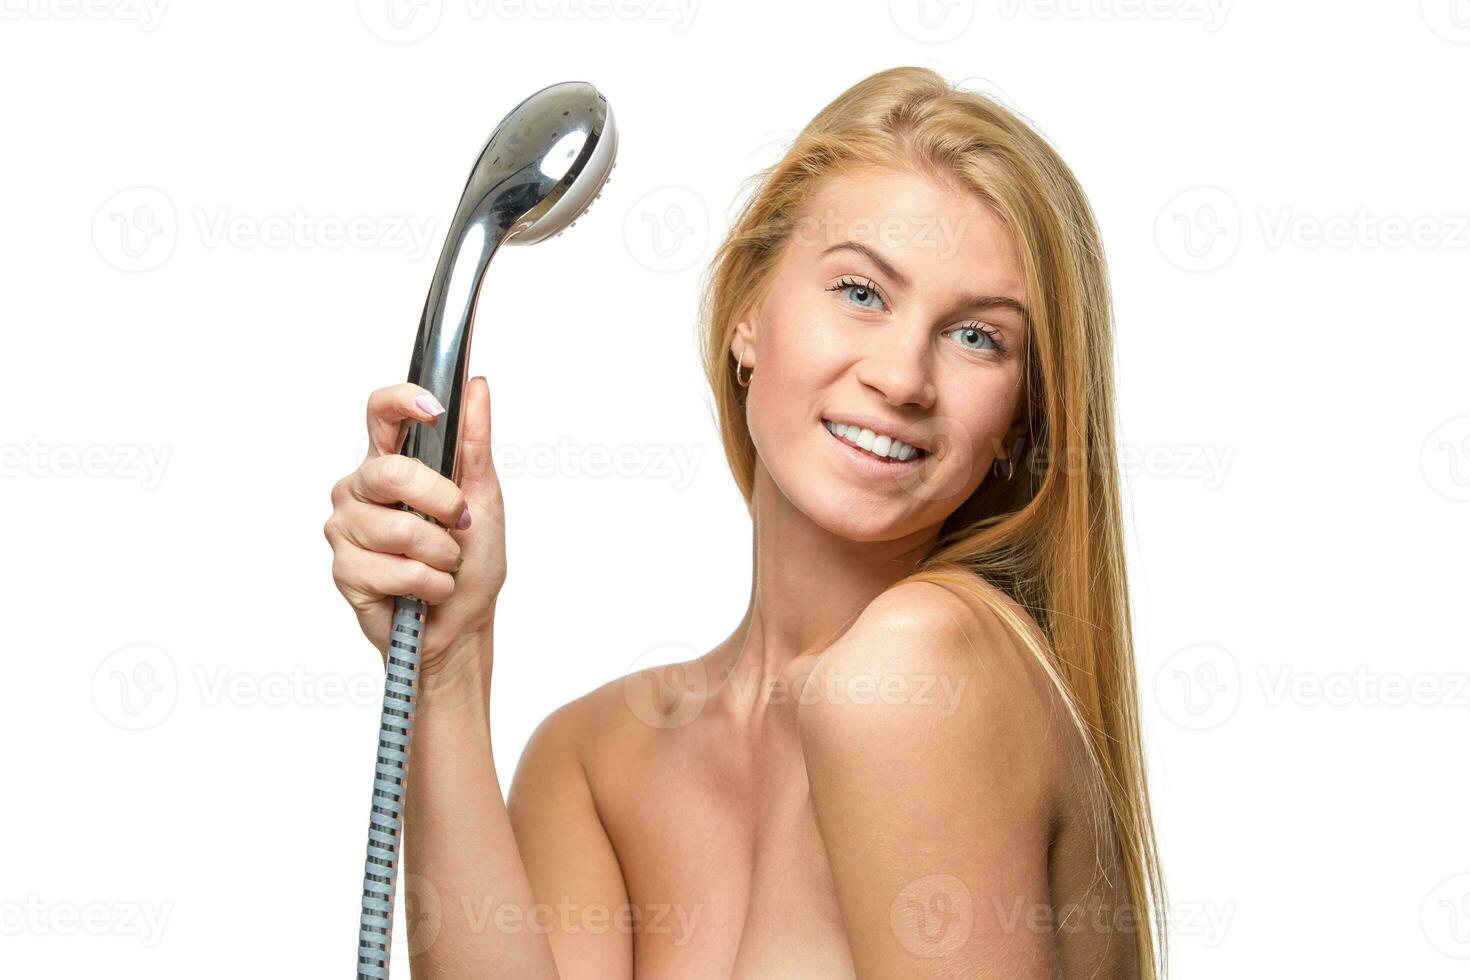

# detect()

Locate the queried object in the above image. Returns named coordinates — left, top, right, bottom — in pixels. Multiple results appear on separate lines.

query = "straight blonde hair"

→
left=696, top=66, right=1166, bottom=976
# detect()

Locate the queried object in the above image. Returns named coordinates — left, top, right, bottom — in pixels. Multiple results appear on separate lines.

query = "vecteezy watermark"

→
left=0, top=895, right=173, bottom=947
left=92, top=644, right=403, bottom=730
left=888, top=0, right=976, bottom=43
left=357, top=0, right=444, bottom=42
left=1422, top=415, right=1470, bottom=502
left=1168, top=899, right=1235, bottom=948
left=1155, top=186, right=1241, bottom=273
left=789, top=208, right=973, bottom=262
left=1156, top=643, right=1470, bottom=731
left=347, top=431, right=704, bottom=495
left=0, top=0, right=168, bottom=30
left=1257, top=665, right=1470, bottom=709
left=890, top=873, right=974, bottom=958
left=1257, top=207, right=1470, bottom=250
left=496, top=438, right=704, bottom=490
left=390, top=881, right=705, bottom=957
left=0, top=436, right=172, bottom=489
left=192, top=207, right=437, bottom=261
left=92, top=643, right=179, bottom=731
left=357, top=0, right=696, bottom=43
left=620, top=642, right=973, bottom=731
left=995, top=0, right=1230, bottom=30
left=1157, top=186, right=1470, bottom=272
left=459, top=895, right=703, bottom=944
left=1116, top=442, right=1235, bottom=488
left=1422, top=872, right=1470, bottom=959
left=990, top=895, right=1233, bottom=947
left=397, top=872, right=442, bottom=956
left=1422, top=0, right=1470, bottom=44
left=92, top=185, right=438, bottom=272
left=739, top=666, right=970, bottom=718
left=624, top=186, right=709, bottom=274
left=622, top=642, right=709, bottom=730
left=1004, top=440, right=1237, bottom=489
left=92, top=186, right=177, bottom=273
left=892, top=877, right=1233, bottom=956
left=193, top=664, right=385, bottom=709
left=1154, top=642, right=1241, bottom=731
left=480, top=0, right=696, bottom=30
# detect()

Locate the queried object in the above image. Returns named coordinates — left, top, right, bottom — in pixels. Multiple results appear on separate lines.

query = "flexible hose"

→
left=357, top=593, right=427, bottom=979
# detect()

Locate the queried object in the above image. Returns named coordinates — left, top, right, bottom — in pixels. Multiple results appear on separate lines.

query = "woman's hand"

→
left=324, top=376, right=505, bottom=690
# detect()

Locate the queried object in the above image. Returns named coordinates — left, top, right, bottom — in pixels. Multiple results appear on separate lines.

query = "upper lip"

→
left=821, top=413, right=931, bottom=453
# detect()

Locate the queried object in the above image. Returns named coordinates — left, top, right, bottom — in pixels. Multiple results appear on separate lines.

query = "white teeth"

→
left=823, top=419, right=921, bottom=462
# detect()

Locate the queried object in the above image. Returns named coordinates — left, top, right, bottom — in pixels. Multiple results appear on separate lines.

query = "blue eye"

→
left=828, top=276, right=886, bottom=310
left=947, top=323, right=1008, bottom=355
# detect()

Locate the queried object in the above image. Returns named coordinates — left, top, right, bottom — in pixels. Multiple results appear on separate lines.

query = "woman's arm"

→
left=797, top=581, right=1061, bottom=979
left=403, top=628, right=632, bottom=979
left=322, top=378, right=630, bottom=977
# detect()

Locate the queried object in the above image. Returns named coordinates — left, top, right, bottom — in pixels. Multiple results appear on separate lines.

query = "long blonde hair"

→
left=696, top=66, right=1166, bottom=975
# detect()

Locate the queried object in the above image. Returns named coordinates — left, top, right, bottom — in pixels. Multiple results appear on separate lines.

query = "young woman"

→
left=324, top=66, right=1165, bottom=979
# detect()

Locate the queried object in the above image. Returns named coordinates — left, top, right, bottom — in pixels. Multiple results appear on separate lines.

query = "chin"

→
left=799, top=485, right=933, bottom=544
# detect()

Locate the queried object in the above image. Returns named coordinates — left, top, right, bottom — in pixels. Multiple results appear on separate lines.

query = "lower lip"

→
left=821, top=422, right=928, bottom=480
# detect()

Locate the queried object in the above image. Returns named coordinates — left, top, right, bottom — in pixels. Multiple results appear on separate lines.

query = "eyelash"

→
left=825, top=276, right=1010, bottom=356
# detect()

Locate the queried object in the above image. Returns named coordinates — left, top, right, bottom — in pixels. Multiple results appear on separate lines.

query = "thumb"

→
left=456, top=375, right=501, bottom=505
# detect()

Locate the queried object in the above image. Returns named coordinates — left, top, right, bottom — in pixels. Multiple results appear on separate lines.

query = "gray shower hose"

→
left=356, top=592, right=426, bottom=979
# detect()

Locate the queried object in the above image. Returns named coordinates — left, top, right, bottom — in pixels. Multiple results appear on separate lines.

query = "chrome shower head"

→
left=402, top=80, right=617, bottom=484
left=357, top=81, right=617, bottom=980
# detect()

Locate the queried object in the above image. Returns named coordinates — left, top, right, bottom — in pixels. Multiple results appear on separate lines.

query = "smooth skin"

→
left=325, top=166, right=1136, bottom=979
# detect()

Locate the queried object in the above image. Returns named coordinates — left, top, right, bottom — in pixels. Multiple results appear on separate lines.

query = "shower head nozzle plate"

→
left=482, top=80, right=619, bottom=246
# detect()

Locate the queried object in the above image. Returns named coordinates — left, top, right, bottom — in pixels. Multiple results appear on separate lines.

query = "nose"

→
left=854, top=320, right=937, bottom=409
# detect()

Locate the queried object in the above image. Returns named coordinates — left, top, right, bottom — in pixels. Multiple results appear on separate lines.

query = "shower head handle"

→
left=401, top=80, right=617, bottom=487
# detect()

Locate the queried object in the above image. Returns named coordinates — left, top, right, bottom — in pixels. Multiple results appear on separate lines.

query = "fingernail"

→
left=456, top=507, right=472, bottom=530
left=416, top=393, right=446, bottom=417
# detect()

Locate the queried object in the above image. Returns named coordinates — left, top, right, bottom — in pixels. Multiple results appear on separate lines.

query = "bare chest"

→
left=591, top=719, right=856, bottom=979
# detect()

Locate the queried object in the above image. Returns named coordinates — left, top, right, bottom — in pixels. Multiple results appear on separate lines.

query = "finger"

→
left=350, top=454, right=469, bottom=529
left=455, top=375, right=502, bottom=507
left=365, top=382, right=448, bottom=460
left=330, top=500, right=463, bottom=573
left=334, top=547, right=458, bottom=606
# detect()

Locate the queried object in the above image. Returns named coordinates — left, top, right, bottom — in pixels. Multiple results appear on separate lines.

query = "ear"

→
left=729, top=310, right=758, bottom=372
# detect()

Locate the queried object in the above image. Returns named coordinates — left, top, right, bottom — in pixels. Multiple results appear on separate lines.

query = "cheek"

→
left=746, top=296, right=842, bottom=431
left=743, top=316, right=875, bottom=522
left=930, top=372, right=1024, bottom=487
left=961, top=385, right=1019, bottom=443
left=761, top=293, right=844, bottom=383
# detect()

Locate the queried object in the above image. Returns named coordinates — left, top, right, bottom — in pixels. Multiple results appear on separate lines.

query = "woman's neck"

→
left=707, top=462, right=938, bottom=729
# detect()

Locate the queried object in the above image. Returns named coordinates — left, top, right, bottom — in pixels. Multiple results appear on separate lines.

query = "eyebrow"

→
left=820, top=240, right=1030, bottom=326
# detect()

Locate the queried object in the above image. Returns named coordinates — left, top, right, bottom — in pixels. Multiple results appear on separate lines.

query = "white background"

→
left=3, top=2, right=1468, bottom=977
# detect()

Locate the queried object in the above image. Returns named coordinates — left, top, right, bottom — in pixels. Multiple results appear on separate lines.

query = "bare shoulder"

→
left=505, top=685, right=602, bottom=819
left=795, top=573, right=1090, bottom=974
left=508, top=653, right=694, bottom=807
left=503, top=680, right=639, bottom=978
left=508, top=666, right=656, bottom=785
left=797, top=572, right=1079, bottom=817
left=503, top=672, right=650, bottom=885
left=819, top=569, right=1050, bottom=671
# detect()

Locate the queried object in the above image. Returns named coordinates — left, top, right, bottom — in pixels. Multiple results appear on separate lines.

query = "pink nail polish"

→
left=456, top=507, right=472, bottom=530
left=415, top=393, right=446, bottom=417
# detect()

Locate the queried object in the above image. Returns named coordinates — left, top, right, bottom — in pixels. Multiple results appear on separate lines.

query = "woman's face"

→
left=733, top=166, right=1029, bottom=542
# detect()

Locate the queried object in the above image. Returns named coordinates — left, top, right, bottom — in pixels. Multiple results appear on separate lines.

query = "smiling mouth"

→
left=821, top=418, right=929, bottom=464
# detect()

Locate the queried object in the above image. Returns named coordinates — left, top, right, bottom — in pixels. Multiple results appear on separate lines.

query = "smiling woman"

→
left=324, top=64, right=1164, bottom=980
left=694, top=65, right=1166, bottom=977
